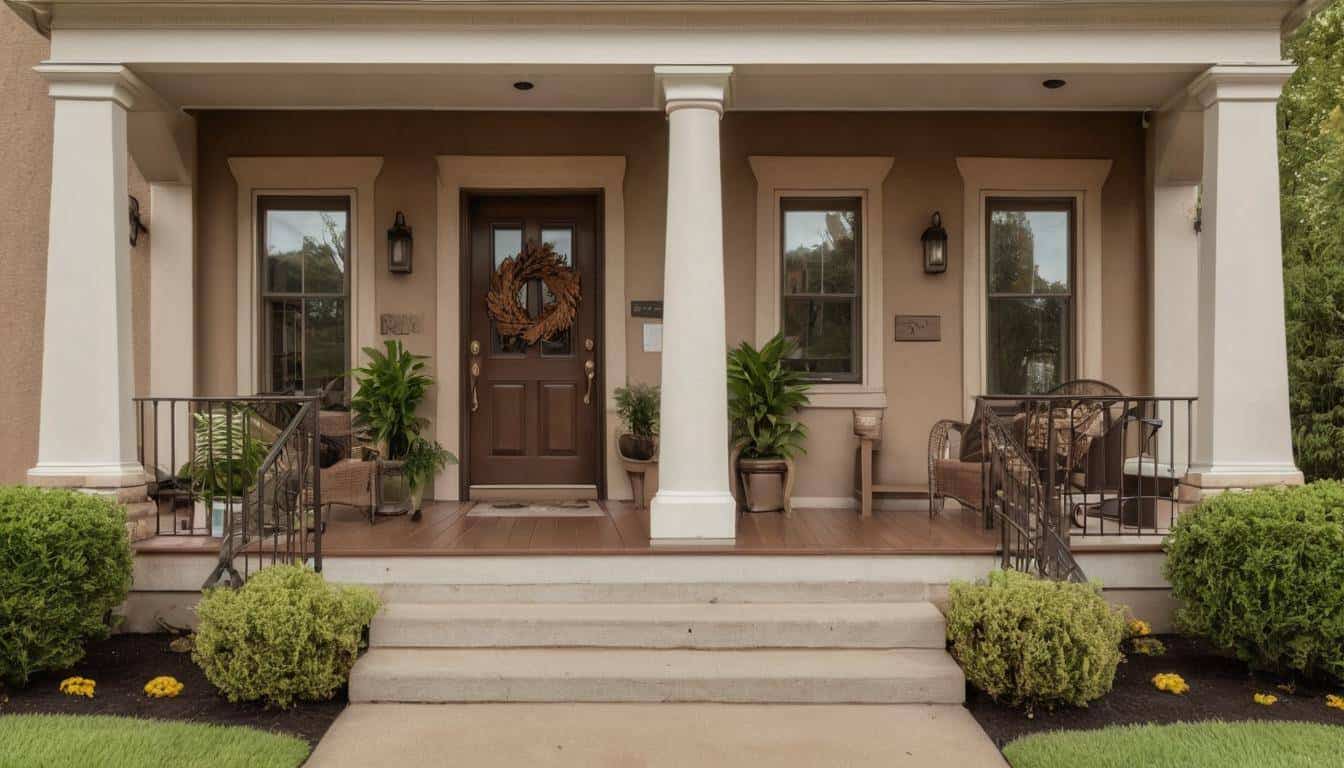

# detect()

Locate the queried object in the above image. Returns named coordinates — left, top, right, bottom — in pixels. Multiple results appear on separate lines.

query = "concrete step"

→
left=348, top=647, right=965, bottom=704
left=373, top=580, right=929, bottom=605
left=370, top=601, right=946, bottom=649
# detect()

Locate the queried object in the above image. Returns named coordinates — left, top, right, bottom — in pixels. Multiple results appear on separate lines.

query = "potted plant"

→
left=180, top=409, right=270, bottom=537
left=727, top=333, right=812, bottom=512
left=614, top=383, right=660, bottom=461
left=349, top=340, right=432, bottom=500
left=402, top=436, right=458, bottom=517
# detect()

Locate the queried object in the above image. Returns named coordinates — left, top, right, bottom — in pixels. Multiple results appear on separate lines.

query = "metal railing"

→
left=134, top=395, right=323, bottom=587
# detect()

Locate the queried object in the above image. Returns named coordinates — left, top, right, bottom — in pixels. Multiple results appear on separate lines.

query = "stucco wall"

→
left=195, top=109, right=1147, bottom=499
left=0, top=14, right=151, bottom=485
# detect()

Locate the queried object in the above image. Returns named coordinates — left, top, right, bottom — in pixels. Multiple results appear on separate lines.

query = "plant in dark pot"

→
left=180, top=408, right=272, bottom=537
left=402, top=436, right=457, bottom=514
left=727, top=333, right=812, bottom=513
left=614, top=383, right=660, bottom=461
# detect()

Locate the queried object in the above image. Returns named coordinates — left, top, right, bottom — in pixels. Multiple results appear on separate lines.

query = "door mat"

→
left=465, top=500, right=605, bottom=518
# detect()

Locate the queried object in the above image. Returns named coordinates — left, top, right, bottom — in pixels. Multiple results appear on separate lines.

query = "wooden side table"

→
left=853, top=437, right=928, bottom=518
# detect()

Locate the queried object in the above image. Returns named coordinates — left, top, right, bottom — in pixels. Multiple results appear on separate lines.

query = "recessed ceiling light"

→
left=513, top=81, right=535, bottom=91
left=1042, top=79, right=1067, bottom=90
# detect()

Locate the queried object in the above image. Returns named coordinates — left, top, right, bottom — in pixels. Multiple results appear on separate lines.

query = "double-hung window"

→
left=985, top=198, right=1075, bottom=394
left=780, top=197, right=862, bottom=382
left=258, top=195, right=351, bottom=395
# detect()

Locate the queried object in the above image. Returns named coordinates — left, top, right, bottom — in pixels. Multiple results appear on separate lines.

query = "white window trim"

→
left=228, top=157, right=383, bottom=395
left=750, top=156, right=893, bottom=409
left=956, top=157, right=1112, bottom=419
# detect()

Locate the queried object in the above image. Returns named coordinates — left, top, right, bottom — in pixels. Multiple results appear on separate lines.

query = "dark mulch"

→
left=0, top=633, right=344, bottom=746
left=968, top=635, right=1344, bottom=749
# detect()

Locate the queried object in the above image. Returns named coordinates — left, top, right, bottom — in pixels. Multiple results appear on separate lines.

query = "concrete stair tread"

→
left=373, top=580, right=929, bottom=604
left=376, top=600, right=943, bottom=622
left=349, top=647, right=965, bottom=704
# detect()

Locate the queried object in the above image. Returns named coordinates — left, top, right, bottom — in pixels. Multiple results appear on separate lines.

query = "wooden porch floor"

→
left=135, top=501, right=1000, bottom=556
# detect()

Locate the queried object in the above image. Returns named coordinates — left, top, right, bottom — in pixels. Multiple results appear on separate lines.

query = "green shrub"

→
left=193, top=565, right=379, bottom=708
left=946, top=570, right=1125, bottom=708
left=0, top=487, right=134, bottom=686
left=1164, top=481, right=1344, bottom=681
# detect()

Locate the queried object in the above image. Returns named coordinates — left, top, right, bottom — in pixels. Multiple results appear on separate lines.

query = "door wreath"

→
left=486, top=241, right=581, bottom=345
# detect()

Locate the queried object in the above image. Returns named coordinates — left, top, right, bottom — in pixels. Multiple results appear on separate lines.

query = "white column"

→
left=650, top=66, right=736, bottom=541
left=1184, top=64, right=1303, bottom=494
left=149, top=182, right=195, bottom=474
left=26, top=65, right=145, bottom=492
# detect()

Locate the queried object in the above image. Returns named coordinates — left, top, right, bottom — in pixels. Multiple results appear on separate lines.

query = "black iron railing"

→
left=134, top=395, right=323, bottom=587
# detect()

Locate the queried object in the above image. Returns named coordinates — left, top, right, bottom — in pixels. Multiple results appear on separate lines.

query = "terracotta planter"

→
left=737, top=457, right=791, bottom=513
left=618, top=433, right=659, bottom=462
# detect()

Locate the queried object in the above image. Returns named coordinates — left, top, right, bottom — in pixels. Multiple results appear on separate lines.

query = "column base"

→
left=28, top=462, right=155, bottom=541
left=1179, top=464, right=1305, bottom=502
left=650, top=490, right=738, bottom=541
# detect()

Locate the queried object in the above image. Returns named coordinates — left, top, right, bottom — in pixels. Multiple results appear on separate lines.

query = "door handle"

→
left=469, top=339, right=481, bottom=413
left=583, top=359, right=596, bottom=405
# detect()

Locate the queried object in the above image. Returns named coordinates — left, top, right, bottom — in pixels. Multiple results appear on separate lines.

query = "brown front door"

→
left=465, top=194, right=602, bottom=492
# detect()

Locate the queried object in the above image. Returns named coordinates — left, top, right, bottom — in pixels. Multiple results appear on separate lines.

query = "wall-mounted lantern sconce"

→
left=921, top=211, right=948, bottom=274
left=387, top=211, right=413, bottom=273
left=129, top=195, right=148, bottom=247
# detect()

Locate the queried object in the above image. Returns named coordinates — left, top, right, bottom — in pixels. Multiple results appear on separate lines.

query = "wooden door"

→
left=465, top=194, right=601, bottom=491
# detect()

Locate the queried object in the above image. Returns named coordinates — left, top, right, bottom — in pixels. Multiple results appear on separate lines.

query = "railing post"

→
left=311, top=400, right=322, bottom=573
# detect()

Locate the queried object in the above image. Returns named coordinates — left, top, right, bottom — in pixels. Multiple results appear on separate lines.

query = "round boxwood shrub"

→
left=0, top=486, right=134, bottom=686
left=946, top=570, right=1125, bottom=708
left=1165, top=481, right=1344, bottom=682
left=193, top=564, right=379, bottom=708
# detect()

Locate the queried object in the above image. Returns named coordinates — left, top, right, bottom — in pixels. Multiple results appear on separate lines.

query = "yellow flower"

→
left=1326, top=694, right=1344, bottom=711
left=1254, top=693, right=1278, bottom=706
left=144, top=676, right=185, bottom=699
left=1127, top=618, right=1152, bottom=638
left=1152, top=673, right=1189, bottom=695
left=58, top=676, right=96, bottom=698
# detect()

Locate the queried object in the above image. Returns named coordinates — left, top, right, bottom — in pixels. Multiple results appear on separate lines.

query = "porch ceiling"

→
left=135, top=63, right=1203, bottom=112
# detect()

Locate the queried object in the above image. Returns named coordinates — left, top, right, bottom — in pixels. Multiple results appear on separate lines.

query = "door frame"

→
left=458, top=190, right=606, bottom=499
left=433, top=155, right=628, bottom=503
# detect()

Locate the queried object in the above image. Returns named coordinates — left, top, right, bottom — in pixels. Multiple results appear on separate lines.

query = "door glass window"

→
left=491, top=225, right=527, bottom=354
left=540, top=226, right=575, bottom=356
left=259, top=196, right=350, bottom=395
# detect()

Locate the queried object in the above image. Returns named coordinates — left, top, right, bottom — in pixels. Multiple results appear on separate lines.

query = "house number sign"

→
left=894, top=315, right=940, bottom=342
left=630, top=300, right=664, bottom=319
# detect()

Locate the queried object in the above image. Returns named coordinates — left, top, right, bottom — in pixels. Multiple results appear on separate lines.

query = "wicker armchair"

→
left=317, top=407, right=384, bottom=525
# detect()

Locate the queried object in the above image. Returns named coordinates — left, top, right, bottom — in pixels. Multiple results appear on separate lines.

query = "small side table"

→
left=853, top=437, right=929, bottom=518
left=372, top=459, right=415, bottom=524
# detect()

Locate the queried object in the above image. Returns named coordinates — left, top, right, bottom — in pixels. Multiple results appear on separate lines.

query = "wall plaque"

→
left=630, top=300, right=664, bottom=319
left=380, top=313, right=422, bottom=336
left=894, top=314, right=940, bottom=342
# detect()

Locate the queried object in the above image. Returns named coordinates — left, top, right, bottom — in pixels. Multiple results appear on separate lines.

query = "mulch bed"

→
left=0, top=633, right=344, bottom=746
left=967, top=635, right=1344, bottom=748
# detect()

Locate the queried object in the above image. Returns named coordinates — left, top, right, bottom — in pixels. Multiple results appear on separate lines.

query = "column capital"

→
left=654, top=65, right=732, bottom=116
left=34, top=63, right=161, bottom=111
left=1188, top=64, right=1296, bottom=109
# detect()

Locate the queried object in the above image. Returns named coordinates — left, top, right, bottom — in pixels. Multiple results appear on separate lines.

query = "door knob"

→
left=469, top=339, right=481, bottom=413
left=583, top=359, right=596, bottom=405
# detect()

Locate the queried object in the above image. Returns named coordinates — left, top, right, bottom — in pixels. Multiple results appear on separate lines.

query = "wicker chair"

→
left=317, top=407, right=384, bottom=525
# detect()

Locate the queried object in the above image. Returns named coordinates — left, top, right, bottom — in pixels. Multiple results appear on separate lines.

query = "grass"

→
left=1004, top=721, right=1344, bottom=768
left=0, top=714, right=310, bottom=768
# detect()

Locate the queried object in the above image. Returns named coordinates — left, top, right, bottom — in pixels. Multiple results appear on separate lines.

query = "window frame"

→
left=778, top=195, right=864, bottom=384
left=983, top=196, right=1077, bottom=395
left=256, top=194, right=353, bottom=396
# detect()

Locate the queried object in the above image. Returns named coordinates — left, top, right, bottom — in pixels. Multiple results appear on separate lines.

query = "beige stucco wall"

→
left=0, top=14, right=151, bottom=485
left=195, top=109, right=1147, bottom=500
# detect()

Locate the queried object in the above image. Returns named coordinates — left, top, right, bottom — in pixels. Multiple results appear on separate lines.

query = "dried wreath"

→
left=486, top=241, right=581, bottom=345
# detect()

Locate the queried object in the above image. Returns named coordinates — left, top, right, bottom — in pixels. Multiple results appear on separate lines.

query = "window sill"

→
left=804, top=387, right=887, bottom=410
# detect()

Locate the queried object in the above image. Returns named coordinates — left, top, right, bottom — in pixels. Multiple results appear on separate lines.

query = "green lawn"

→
left=1004, top=721, right=1344, bottom=768
left=0, top=714, right=310, bottom=768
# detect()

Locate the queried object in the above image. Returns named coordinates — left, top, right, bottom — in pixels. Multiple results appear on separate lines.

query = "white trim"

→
left=955, top=157, right=1112, bottom=418
left=228, top=157, right=382, bottom=395
left=749, top=156, right=893, bottom=409
left=434, top=155, right=628, bottom=502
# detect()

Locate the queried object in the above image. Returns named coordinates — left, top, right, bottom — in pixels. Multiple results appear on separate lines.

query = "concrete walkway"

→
left=306, top=703, right=1008, bottom=767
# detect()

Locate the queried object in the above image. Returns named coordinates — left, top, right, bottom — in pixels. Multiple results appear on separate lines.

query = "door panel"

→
left=466, top=195, right=600, bottom=489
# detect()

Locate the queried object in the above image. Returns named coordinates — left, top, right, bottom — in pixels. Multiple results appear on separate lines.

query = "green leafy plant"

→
left=946, top=570, right=1126, bottom=708
left=614, top=383, right=660, bottom=440
left=349, top=340, right=431, bottom=459
left=402, top=436, right=457, bottom=496
left=178, top=409, right=271, bottom=502
left=1164, top=481, right=1344, bottom=682
left=0, top=487, right=133, bottom=686
left=727, top=333, right=812, bottom=459
left=193, top=564, right=380, bottom=708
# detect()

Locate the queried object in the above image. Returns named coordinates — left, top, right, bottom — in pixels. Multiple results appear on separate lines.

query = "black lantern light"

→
left=128, top=195, right=148, bottom=247
left=387, top=211, right=413, bottom=274
left=921, top=211, right=948, bottom=274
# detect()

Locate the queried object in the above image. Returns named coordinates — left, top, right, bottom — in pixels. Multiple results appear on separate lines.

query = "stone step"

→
left=349, top=647, right=965, bottom=704
left=370, top=601, right=946, bottom=649
left=373, top=580, right=929, bottom=605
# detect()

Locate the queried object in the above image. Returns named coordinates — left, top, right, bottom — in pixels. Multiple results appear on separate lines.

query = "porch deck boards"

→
left=133, top=502, right=1000, bottom=556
